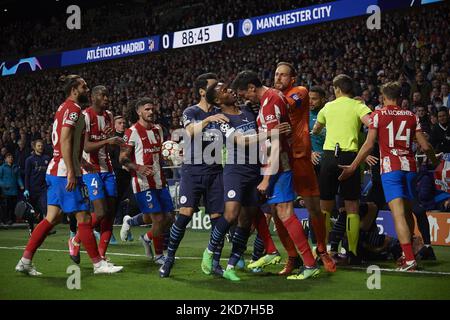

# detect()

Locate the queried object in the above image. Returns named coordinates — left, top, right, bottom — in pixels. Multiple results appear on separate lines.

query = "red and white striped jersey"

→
left=370, top=105, right=421, bottom=174
left=47, top=99, right=85, bottom=177
left=81, top=107, right=114, bottom=174
left=123, top=122, right=166, bottom=192
left=257, top=88, right=292, bottom=173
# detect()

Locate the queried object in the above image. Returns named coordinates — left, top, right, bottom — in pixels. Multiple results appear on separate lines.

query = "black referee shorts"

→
left=319, top=150, right=360, bottom=201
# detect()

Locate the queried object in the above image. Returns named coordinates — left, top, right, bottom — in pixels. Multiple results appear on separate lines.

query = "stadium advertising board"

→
left=61, top=36, right=160, bottom=66
left=186, top=207, right=450, bottom=246
left=238, top=0, right=376, bottom=37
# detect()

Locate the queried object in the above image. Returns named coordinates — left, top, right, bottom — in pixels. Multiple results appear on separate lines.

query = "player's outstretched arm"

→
left=119, top=144, right=136, bottom=171
left=232, top=122, right=291, bottom=147
left=360, top=114, right=372, bottom=127
left=186, top=114, right=229, bottom=137
left=338, top=127, right=377, bottom=181
left=119, top=145, right=153, bottom=176
left=416, top=131, right=439, bottom=166
left=312, top=121, right=324, bottom=135
left=83, top=131, right=123, bottom=153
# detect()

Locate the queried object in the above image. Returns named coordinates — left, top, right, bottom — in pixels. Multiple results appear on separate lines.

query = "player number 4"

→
left=91, top=178, right=98, bottom=189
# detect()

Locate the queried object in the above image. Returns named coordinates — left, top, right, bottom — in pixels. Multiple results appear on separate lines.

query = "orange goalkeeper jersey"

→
left=283, top=86, right=312, bottom=158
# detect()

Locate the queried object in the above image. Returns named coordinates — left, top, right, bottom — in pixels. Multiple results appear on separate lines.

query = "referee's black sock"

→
left=329, top=211, right=346, bottom=252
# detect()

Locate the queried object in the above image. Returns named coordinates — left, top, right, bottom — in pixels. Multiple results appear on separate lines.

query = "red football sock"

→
left=90, top=212, right=99, bottom=228
left=73, top=232, right=80, bottom=244
left=78, top=222, right=102, bottom=264
left=23, top=219, right=54, bottom=260
left=146, top=230, right=164, bottom=255
left=273, top=214, right=298, bottom=258
left=255, top=211, right=278, bottom=254
left=283, top=215, right=316, bottom=267
left=98, top=216, right=114, bottom=257
left=153, top=235, right=164, bottom=255
left=401, top=243, right=415, bottom=262
left=311, top=214, right=327, bottom=253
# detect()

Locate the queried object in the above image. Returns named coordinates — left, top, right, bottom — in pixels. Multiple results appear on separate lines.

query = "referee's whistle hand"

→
left=338, top=165, right=354, bottom=181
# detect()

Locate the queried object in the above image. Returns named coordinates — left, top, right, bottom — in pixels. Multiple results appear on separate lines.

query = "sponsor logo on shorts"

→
left=227, top=190, right=236, bottom=199
left=180, top=196, right=187, bottom=204
left=92, top=189, right=98, bottom=196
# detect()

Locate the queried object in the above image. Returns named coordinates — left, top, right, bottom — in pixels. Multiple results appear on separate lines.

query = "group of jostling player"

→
left=15, top=61, right=435, bottom=282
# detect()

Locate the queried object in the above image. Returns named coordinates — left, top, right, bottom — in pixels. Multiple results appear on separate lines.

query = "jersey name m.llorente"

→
left=47, top=99, right=85, bottom=177
left=370, top=105, right=421, bottom=174
left=182, top=104, right=223, bottom=175
left=82, top=106, right=114, bottom=173
left=256, top=88, right=291, bottom=173
left=123, top=122, right=166, bottom=193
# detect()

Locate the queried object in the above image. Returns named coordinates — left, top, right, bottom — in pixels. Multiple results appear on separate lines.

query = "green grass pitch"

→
left=1, top=225, right=449, bottom=300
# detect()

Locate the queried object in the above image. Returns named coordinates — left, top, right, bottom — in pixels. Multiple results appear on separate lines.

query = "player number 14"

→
left=386, top=120, right=411, bottom=148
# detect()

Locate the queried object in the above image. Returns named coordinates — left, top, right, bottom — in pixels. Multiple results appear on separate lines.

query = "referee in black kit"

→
left=311, top=74, right=372, bottom=260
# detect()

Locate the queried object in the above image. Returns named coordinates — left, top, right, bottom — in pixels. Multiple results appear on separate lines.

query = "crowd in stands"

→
left=1, top=0, right=330, bottom=60
left=0, top=1, right=449, bottom=225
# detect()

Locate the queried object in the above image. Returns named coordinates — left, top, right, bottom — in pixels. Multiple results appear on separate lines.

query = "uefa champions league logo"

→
left=242, top=19, right=253, bottom=36
left=0, top=58, right=42, bottom=76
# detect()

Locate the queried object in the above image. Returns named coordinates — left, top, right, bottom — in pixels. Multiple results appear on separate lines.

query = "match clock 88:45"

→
left=172, top=23, right=224, bottom=48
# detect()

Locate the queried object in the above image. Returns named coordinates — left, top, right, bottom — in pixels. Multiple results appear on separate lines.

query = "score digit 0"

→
left=162, top=34, right=170, bottom=49
left=226, top=22, right=234, bottom=38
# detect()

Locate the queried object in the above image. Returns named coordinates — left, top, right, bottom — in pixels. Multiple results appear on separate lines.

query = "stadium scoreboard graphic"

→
left=0, top=0, right=443, bottom=77
left=61, top=36, right=161, bottom=66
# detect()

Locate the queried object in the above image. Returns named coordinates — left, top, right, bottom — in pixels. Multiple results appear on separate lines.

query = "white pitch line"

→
left=336, top=265, right=450, bottom=276
left=0, top=246, right=196, bottom=260
left=1, top=246, right=450, bottom=275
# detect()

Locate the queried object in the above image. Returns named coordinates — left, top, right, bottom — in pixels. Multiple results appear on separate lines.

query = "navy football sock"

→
left=128, top=213, right=145, bottom=226
left=210, top=217, right=224, bottom=267
left=251, top=234, right=265, bottom=261
left=227, top=226, right=250, bottom=267
left=167, top=214, right=192, bottom=259
left=330, top=211, right=346, bottom=252
left=207, top=216, right=231, bottom=254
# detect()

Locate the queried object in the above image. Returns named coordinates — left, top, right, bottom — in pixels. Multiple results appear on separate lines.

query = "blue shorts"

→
left=179, top=172, right=224, bottom=214
left=46, top=175, right=90, bottom=214
left=381, top=171, right=417, bottom=203
left=135, top=188, right=174, bottom=214
left=266, top=171, right=297, bottom=205
left=82, top=172, right=117, bottom=201
left=224, top=171, right=261, bottom=207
